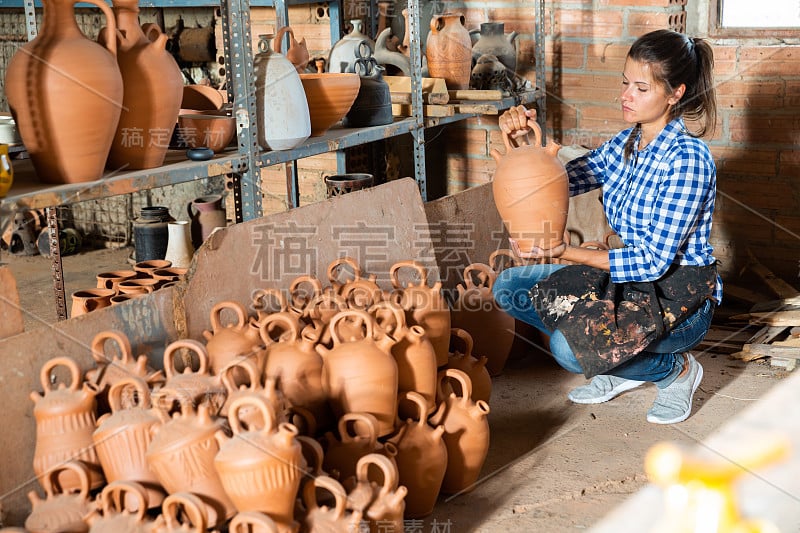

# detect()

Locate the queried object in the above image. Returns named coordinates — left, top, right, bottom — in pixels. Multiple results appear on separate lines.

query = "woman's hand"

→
left=499, top=105, right=537, bottom=141
left=510, top=238, right=567, bottom=260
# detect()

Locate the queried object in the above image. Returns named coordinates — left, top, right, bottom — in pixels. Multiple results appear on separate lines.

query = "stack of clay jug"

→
left=24, top=256, right=497, bottom=531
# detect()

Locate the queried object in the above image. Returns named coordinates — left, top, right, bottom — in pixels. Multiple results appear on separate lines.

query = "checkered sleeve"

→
left=609, top=138, right=716, bottom=283
left=565, top=131, right=629, bottom=196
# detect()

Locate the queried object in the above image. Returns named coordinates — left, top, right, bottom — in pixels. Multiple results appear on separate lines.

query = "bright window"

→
left=721, top=0, right=800, bottom=28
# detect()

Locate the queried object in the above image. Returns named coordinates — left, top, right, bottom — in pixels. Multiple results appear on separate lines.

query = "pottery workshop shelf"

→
left=0, top=150, right=243, bottom=215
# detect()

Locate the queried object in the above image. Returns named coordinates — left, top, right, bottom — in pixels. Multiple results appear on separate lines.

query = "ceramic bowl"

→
left=177, top=113, right=237, bottom=153
left=181, top=84, right=226, bottom=111
left=298, top=73, right=361, bottom=136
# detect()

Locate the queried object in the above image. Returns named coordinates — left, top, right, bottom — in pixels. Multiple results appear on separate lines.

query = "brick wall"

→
left=444, top=0, right=800, bottom=286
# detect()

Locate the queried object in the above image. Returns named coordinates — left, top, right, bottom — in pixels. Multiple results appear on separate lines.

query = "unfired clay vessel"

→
left=426, top=13, right=472, bottom=90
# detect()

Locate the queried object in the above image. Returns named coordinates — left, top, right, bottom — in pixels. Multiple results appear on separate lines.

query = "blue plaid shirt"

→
left=565, top=117, right=722, bottom=302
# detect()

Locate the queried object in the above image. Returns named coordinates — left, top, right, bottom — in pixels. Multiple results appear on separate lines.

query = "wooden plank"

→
left=0, top=266, right=24, bottom=339
left=384, top=75, right=450, bottom=103
left=748, top=325, right=789, bottom=345
left=453, top=103, right=501, bottom=115
left=448, top=89, right=503, bottom=101
left=735, top=310, right=800, bottom=327
left=771, top=357, right=797, bottom=371
left=390, top=91, right=450, bottom=105
left=737, top=343, right=800, bottom=360
left=391, top=103, right=454, bottom=117
left=745, top=248, right=800, bottom=299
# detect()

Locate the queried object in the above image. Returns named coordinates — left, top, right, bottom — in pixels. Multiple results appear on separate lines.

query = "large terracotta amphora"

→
left=31, top=356, right=104, bottom=492
left=146, top=399, right=235, bottom=527
left=5, top=0, right=123, bottom=184
left=346, top=454, right=406, bottom=533
left=451, top=262, right=516, bottom=376
left=491, top=117, right=569, bottom=253
left=425, top=13, right=472, bottom=90
left=100, top=0, right=181, bottom=170
left=317, top=309, right=398, bottom=437
left=214, top=395, right=304, bottom=529
left=93, top=377, right=166, bottom=509
left=389, top=260, right=451, bottom=367
left=391, top=392, right=447, bottom=518
left=25, top=461, right=94, bottom=533
left=429, top=369, right=491, bottom=495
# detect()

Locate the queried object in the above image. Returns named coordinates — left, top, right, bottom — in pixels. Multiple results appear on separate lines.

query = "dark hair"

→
left=623, top=30, right=717, bottom=159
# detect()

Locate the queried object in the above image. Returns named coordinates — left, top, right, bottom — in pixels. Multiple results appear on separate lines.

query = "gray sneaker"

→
left=567, top=375, right=645, bottom=404
left=647, top=353, right=703, bottom=425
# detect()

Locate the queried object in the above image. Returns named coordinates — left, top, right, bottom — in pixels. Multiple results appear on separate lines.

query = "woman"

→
left=493, top=29, right=720, bottom=425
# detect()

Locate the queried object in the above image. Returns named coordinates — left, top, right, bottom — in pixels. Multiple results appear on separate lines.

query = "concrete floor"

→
left=0, top=246, right=787, bottom=531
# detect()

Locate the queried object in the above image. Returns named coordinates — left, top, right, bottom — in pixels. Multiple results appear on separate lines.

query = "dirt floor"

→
left=0, top=246, right=788, bottom=531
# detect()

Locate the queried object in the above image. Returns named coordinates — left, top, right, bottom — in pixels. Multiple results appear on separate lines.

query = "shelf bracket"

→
left=46, top=207, right=67, bottom=321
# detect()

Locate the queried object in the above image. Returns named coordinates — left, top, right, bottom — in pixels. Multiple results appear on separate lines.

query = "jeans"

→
left=492, top=264, right=715, bottom=383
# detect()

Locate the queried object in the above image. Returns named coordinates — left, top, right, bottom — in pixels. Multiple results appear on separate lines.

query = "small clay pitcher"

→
left=153, top=492, right=209, bottom=533
left=70, top=288, right=115, bottom=317
left=31, top=356, right=104, bottom=492
left=152, top=338, right=226, bottom=417
left=202, top=300, right=264, bottom=375
left=317, top=309, right=399, bottom=437
left=346, top=454, right=406, bottom=533
left=25, top=461, right=94, bottom=533
left=302, top=476, right=363, bottom=532
left=322, top=412, right=385, bottom=483
left=452, top=262, right=515, bottom=376
left=391, top=392, right=447, bottom=518
left=214, top=395, right=304, bottom=525
left=188, top=194, right=227, bottom=249
left=429, top=369, right=491, bottom=495
left=491, top=117, right=569, bottom=253
left=93, top=377, right=166, bottom=509
left=274, top=25, right=310, bottom=73
left=389, top=260, right=451, bottom=367
left=85, top=330, right=164, bottom=400
left=83, top=481, right=155, bottom=532
left=446, top=328, right=492, bottom=404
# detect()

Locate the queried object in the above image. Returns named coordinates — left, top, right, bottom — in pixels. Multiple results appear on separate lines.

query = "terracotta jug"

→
left=260, top=313, right=328, bottom=423
left=153, top=492, right=209, bottom=533
left=25, top=461, right=93, bottom=533
left=188, top=194, right=227, bottom=249
left=146, top=400, right=235, bottom=527
left=4, top=0, right=123, bottom=184
left=322, top=412, right=386, bottom=483
left=326, top=256, right=367, bottom=295
left=85, top=329, right=164, bottom=402
left=202, top=300, right=264, bottom=375
left=251, top=287, right=303, bottom=328
left=370, top=300, right=437, bottom=418
left=303, top=476, right=363, bottom=532
left=389, top=260, right=451, bottom=367
left=274, top=26, right=310, bottom=73
left=317, top=309, right=399, bottom=437
left=302, top=291, right=349, bottom=348
left=254, top=34, right=311, bottom=151
left=93, top=377, right=166, bottom=509
left=214, top=395, right=304, bottom=525
left=426, top=13, right=472, bottom=90
left=152, top=338, right=227, bottom=417
left=229, top=512, right=281, bottom=533
left=390, top=392, right=447, bottom=518
left=70, top=288, right=114, bottom=317
left=429, top=369, right=491, bottom=495
left=288, top=274, right=324, bottom=316
left=219, top=358, right=264, bottom=423
left=469, top=22, right=518, bottom=73
left=100, top=1, right=181, bottom=170
left=491, top=117, right=569, bottom=253
left=31, top=356, right=104, bottom=492
left=452, top=262, right=515, bottom=376
left=83, top=481, right=155, bottom=532
left=346, top=454, right=406, bottom=533
left=446, top=328, right=492, bottom=404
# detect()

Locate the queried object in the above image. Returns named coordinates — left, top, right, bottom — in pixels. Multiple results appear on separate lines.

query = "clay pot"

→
left=101, top=1, right=182, bottom=170
left=322, top=412, right=385, bottom=483
left=117, top=277, right=160, bottom=296
left=83, top=481, right=156, bottom=532
left=25, top=461, right=94, bottom=533
left=202, top=300, right=264, bottom=375
left=134, top=258, right=172, bottom=276
left=154, top=492, right=209, bottom=533
left=317, top=309, right=399, bottom=437
left=214, top=395, right=304, bottom=524
left=164, top=220, right=194, bottom=269
left=229, top=512, right=281, bottom=533
left=452, top=262, right=516, bottom=376
left=177, top=112, right=236, bottom=153
left=188, top=194, right=227, bottom=249
left=86, top=330, right=164, bottom=398
left=95, top=269, right=137, bottom=291
left=298, top=73, right=361, bottom=136
left=5, top=0, right=123, bottom=184
left=342, top=59, right=393, bottom=128
left=426, top=13, right=472, bottom=90
left=469, top=22, right=518, bottom=73
left=491, top=117, right=569, bottom=253
left=274, top=26, right=310, bottom=73
left=390, top=392, right=447, bottom=518
left=31, top=356, right=104, bottom=492
left=302, top=476, right=362, bottom=532
left=70, top=288, right=114, bottom=317
left=146, top=400, right=234, bottom=527
left=152, top=338, right=226, bottom=417
left=446, top=328, right=492, bottom=404
left=327, top=19, right=375, bottom=73
left=389, top=260, right=451, bottom=367
left=346, top=454, right=406, bottom=533
left=429, top=369, right=491, bottom=494
left=93, top=377, right=166, bottom=509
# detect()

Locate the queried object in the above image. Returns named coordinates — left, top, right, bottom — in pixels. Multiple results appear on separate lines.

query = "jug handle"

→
left=161, top=492, right=208, bottom=531
left=273, top=26, right=293, bottom=55
left=355, top=453, right=398, bottom=497
left=230, top=511, right=280, bottom=533
left=462, top=263, right=497, bottom=291
left=259, top=312, right=300, bottom=345
left=252, top=287, right=290, bottom=315
left=219, top=358, right=262, bottom=395
left=450, top=327, right=475, bottom=358
left=210, top=300, right=249, bottom=332
left=438, top=368, right=474, bottom=407
left=329, top=309, right=373, bottom=345
left=326, top=256, right=363, bottom=288
left=91, top=330, right=134, bottom=367
left=162, top=338, right=209, bottom=379
left=389, top=259, right=428, bottom=289
left=398, top=391, right=428, bottom=428
left=338, top=411, right=378, bottom=447
left=228, top=394, right=276, bottom=435
left=491, top=116, right=541, bottom=163
left=141, top=22, right=169, bottom=49
left=99, top=481, right=148, bottom=520
left=488, top=248, right=522, bottom=272
left=108, top=376, right=151, bottom=412
left=82, top=0, right=118, bottom=56
left=303, top=475, right=348, bottom=519
left=42, top=460, right=91, bottom=499
left=39, top=356, right=81, bottom=393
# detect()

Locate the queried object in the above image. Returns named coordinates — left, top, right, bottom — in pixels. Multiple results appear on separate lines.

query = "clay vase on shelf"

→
left=164, top=220, right=194, bottom=269
left=342, top=59, right=393, bottom=128
left=469, top=22, right=518, bottom=74
left=298, top=73, right=361, bottom=136
left=274, top=26, right=310, bottom=73
left=327, top=19, right=375, bottom=73
left=426, top=13, right=472, bottom=90
left=133, top=206, right=174, bottom=262
left=490, top=117, right=569, bottom=254
left=254, top=34, right=311, bottom=151
left=5, top=0, right=123, bottom=184
left=100, top=1, right=182, bottom=170
left=188, top=194, right=227, bottom=249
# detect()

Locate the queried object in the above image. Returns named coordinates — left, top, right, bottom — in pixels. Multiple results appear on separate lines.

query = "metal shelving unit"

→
left=1, top=0, right=546, bottom=319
